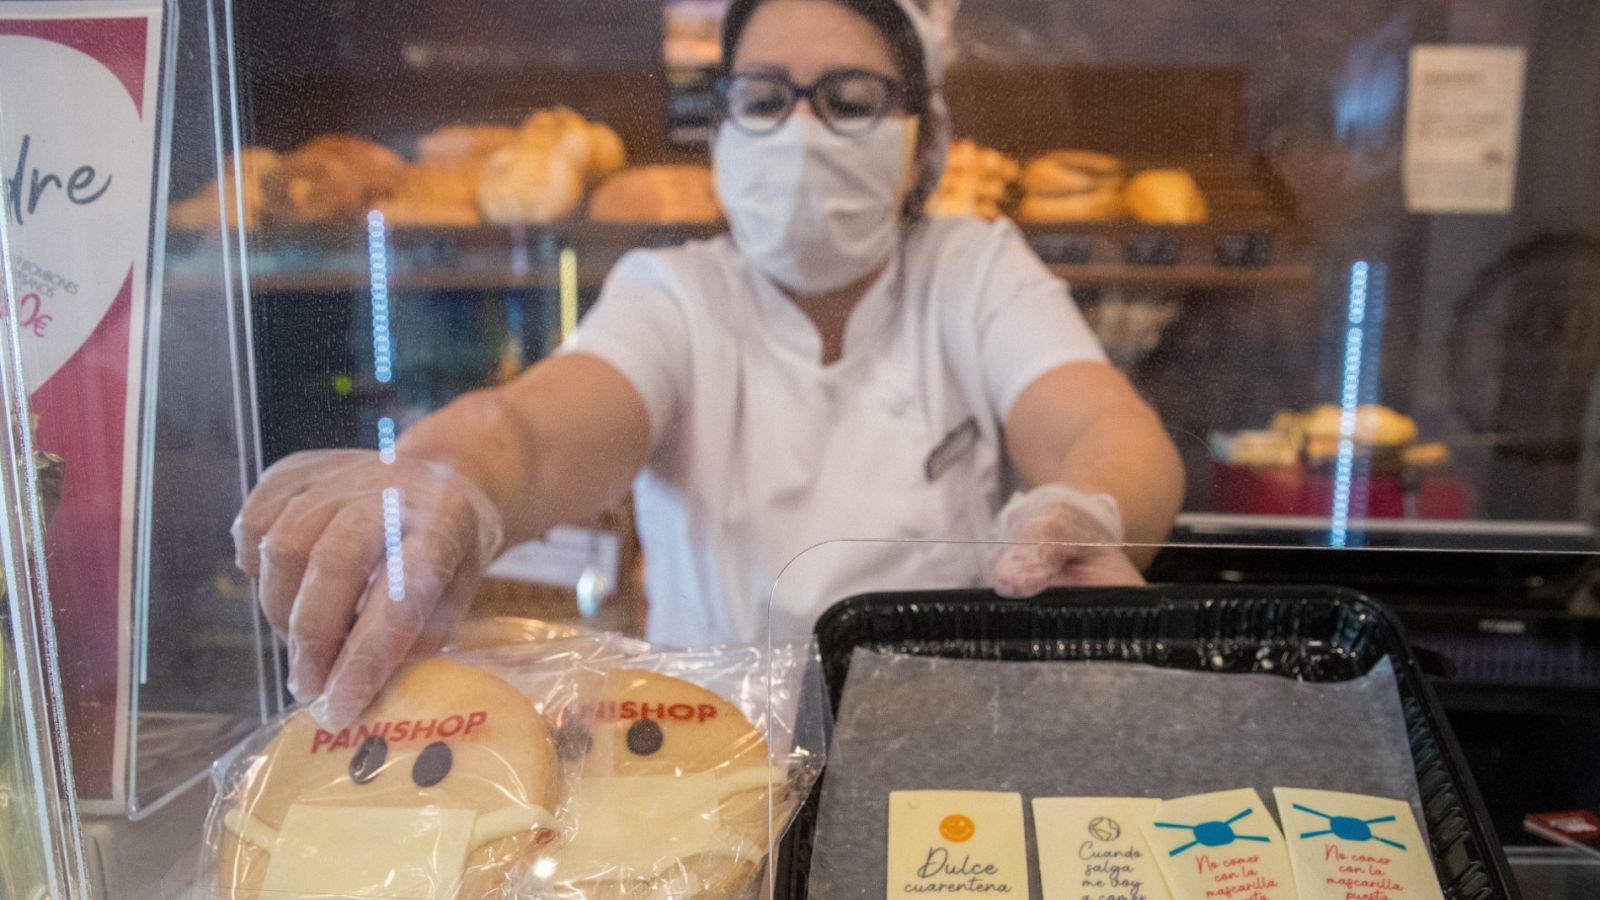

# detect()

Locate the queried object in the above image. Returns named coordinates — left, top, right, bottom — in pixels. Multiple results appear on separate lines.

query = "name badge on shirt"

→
left=924, top=417, right=979, bottom=482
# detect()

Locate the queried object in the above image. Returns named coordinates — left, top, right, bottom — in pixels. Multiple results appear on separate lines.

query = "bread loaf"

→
left=1018, top=189, right=1124, bottom=223
left=169, top=147, right=282, bottom=231
left=261, top=135, right=406, bottom=224
left=1020, top=150, right=1123, bottom=196
left=588, top=165, right=721, bottom=225
left=477, top=141, right=585, bottom=225
left=1123, top=168, right=1208, bottom=225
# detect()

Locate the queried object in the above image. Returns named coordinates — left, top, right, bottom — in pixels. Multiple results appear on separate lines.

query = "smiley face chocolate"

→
left=217, top=658, right=560, bottom=900
left=530, top=669, right=787, bottom=899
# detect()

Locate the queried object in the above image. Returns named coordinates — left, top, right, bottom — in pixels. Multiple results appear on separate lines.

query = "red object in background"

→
left=1524, top=810, right=1600, bottom=859
left=1212, top=462, right=1471, bottom=519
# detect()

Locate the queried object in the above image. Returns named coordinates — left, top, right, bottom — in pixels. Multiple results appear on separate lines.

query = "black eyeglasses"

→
left=717, top=68, right=908, bottom=137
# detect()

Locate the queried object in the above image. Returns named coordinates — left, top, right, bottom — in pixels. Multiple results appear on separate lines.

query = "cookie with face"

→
left=217, top=658, right=560, bottom=900
left=528, top=669, right=786, bottom=899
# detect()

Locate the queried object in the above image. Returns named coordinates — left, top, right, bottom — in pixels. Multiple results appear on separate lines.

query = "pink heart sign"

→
left=2, top=31, right=152, bottom=393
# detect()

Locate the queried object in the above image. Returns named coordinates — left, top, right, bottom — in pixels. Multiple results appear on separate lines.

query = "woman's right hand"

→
left=232, top=449, right=505, bottom=730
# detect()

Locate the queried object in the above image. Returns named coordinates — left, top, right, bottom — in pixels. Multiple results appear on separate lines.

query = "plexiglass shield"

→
left=1, top=0, right=1598, bottom=897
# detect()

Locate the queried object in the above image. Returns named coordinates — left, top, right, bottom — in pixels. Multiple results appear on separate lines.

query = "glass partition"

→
left=1, top=0, right=272, bottom=893
left=4, top=0, right=1600, bottom=896
left=204, top=0, right=1600, bottom=549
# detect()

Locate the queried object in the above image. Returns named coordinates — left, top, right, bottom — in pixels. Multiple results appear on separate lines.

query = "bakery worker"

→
left=233, top=0, right=1184, bottom=728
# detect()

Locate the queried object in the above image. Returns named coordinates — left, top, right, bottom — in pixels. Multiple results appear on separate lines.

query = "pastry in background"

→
left=927, top=191, right=1001, bottom=221
left=381, top=131, right=511, bottom=228
left=373, top=196, right=483, bottom=228
left=1018, top=190, right=1124, bottom=223
left=588, top=165, right=721, bottom=225
left=475, top=107, right=631, bottom=224
left=169, top=147, right=282, bottom=231
left=477, top=140, right=585, bottom=225
left=1020, top=150, right=1123, bottom=196
left=1123, top=168, right=1208, bottom=225
left=519, top=106, right=627, bottom=186
left=261, top=134, right=407, bottom=224
left=417, top=124, right=519, bottom=167
left=386, top=162, right=473, bottom=223
left=1296, top=404, right=1417, bottom=460
left=944, top=139, right=1020, bottom=185
left=1221, top=404, right=1419, bottom=468
left=1402, top=442, right=1452, bottom=470
left=1018, top=149, right=1125, bottom=223
left=926, top=138, right=1017, bottom=221
left=410, top=124, right=520, bottom=209
left=581, top=122, right=627, bottom=185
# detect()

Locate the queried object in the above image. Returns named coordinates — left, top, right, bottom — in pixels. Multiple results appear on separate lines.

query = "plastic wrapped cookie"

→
left=527, top=669, right=789, bottom=899
left=214, top=658, right=560, bottom=900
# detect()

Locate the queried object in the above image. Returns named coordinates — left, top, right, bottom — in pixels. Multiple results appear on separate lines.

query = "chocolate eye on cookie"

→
left=349, top=735, right=387, bottom=785
left=555, top=720, right=594, bottom=761
left=625, top=719, right=664, bottom=756
left=412, top=741, right=453, bottom=787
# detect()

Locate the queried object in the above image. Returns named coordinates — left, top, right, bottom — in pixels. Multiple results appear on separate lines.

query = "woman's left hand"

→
left=989, top=484, right=1145, bottom=597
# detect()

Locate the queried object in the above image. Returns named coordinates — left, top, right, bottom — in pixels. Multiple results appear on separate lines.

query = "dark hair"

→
left=719, top=0, right=937, bottom=219
left=719, top=0, right=930, bottom=118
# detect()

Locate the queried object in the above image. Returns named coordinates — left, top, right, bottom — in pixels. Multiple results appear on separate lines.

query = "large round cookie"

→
left=532, top=669, right=784, bottom=899
left=217, top=658, right=560, bottom=900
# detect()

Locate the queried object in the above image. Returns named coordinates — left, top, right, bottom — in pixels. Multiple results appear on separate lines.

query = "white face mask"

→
left=714, top=114, right=913, bottom=295
left=226, top=801, right=555, bottom=899
left=534, top=766, right=783, bottom=886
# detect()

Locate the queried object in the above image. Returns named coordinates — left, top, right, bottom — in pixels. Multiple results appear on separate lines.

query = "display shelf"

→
left=1049, top=261, right=1313, bottom=287
left=165, top=219, right=1313, bottom=295
left=172, top=260, right=1315, bottom=295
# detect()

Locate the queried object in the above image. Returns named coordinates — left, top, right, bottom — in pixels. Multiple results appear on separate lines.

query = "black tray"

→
left=774, top=585, right=1519, bottom=900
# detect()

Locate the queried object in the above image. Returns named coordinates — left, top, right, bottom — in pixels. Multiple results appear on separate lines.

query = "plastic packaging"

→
left=198, top=633, right=825, bottom=900
left=510, top=641, right=825, bottom=899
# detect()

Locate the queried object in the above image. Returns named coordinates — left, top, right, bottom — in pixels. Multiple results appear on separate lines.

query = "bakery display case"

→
left=5, top=0, right=1600, bottom=897
left=184, top=0, right=1600, bottom=547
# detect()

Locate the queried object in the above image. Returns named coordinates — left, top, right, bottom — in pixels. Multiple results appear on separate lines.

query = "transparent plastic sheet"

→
left=194, top=630, right=827, bottom=900
left=768, top=538, right=1520, bottom=900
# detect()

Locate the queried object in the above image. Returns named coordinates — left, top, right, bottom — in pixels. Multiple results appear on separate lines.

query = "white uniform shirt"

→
left=569, top=216, right=1106, bottom=645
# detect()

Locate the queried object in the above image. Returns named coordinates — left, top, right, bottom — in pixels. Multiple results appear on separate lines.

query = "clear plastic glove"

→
left=232, top=449, right=505, bottom=729
left=990, top=484, right=1144, bottom=597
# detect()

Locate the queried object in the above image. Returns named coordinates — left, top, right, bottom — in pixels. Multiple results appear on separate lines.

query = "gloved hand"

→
left=232, top=449, right=505, bottom=729
left=990, top=483, right=1144, bottom=597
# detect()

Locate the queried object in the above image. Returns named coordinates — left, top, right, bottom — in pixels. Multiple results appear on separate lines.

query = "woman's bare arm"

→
left=395, top=352, right=654, bottom=543
left=1002, top=361, right=1184, bottom=565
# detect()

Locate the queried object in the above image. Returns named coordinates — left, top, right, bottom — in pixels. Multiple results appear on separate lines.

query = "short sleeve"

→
left=971, top=220, right=1108, bottom=419
left=564, top=249, right=693, bottom=450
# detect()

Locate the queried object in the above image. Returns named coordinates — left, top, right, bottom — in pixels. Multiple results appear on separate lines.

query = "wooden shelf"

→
left=164, top=219, right=1313, bottom=296
left=166, top=259, right=1314, bottom=297
left=1050, top=262, right=1314, bottom=288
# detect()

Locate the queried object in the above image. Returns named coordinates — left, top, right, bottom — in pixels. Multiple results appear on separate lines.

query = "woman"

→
left=234, top=0, right=1184, bottom=729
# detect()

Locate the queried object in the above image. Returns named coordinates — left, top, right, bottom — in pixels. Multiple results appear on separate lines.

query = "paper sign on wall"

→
left=1140, top=789, right=1297, bottom=900
left=1402, top=45, right=1526, bottom=214
left=887, top=790, right=1030, bottom=897
left=1034, top=797, right=1173, bottom=900
left=0, top=0, right=167, bottom=803
left=1274, top=788, right=1444, bottom=900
